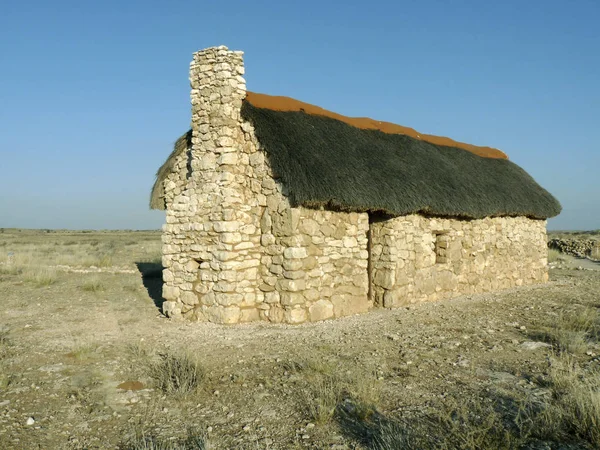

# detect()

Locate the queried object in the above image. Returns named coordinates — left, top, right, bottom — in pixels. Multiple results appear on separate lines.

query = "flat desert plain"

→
left=0, top=229, right=599, bottom=449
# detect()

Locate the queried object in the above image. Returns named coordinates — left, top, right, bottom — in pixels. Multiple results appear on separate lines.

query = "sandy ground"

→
left=0, top=230, right=599, bottom=449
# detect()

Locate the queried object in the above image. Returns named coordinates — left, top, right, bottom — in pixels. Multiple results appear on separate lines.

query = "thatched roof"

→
left=150, top=130, right=191, bottom=210
left=151, top=93, right=561, bottom=219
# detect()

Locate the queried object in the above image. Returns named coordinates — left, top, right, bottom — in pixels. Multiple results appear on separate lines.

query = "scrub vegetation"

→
left=0, top=229, right=598, bottom=449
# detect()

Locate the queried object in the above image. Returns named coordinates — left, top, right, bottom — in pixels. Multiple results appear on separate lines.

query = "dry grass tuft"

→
left=146, top=352, right=204, bottom=396
left=535, top=307, right=600, bottom=354
left=288, top=356, right=382, bottom=426
left=81, top=277, right=105, bottom=292
left=120, top=428, right=209, bottom=450
left=526, top=355, right=600, bottom=447
left=337, top=394, right=522, bottom=450
left=24, top=267, right=58, bottom=287
left=547, top=248, right=562, bottom=263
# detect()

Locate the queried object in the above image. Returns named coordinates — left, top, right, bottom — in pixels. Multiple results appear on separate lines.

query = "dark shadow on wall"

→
left=135, top=262, right=165, bottom=311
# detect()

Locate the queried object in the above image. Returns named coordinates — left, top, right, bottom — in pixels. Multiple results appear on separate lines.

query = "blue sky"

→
left=0, top=0, right=598, bottom=230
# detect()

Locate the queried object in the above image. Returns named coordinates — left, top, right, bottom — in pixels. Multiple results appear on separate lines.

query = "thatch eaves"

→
left=150, top=130, right=191, bottom=210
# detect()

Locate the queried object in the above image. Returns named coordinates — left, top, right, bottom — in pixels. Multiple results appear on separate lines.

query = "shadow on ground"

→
left=334, top=390, right=553, bottom=449
left=135, top=262, right=164, bottom=311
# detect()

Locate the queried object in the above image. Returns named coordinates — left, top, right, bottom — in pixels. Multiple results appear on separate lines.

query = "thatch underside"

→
left=150, top=130, right=191, bottom=210
left=240, top=102, right=561, bottom=220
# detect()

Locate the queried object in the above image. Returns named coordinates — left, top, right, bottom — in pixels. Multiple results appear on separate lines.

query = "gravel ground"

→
left=0, top=230, right=599, bottom=449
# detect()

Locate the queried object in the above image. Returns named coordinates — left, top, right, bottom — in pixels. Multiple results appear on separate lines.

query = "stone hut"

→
left=150, top=45, right=561, bottom=324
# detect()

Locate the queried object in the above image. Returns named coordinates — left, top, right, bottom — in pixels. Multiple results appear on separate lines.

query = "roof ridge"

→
left=244, top=92, right=508, bottom=160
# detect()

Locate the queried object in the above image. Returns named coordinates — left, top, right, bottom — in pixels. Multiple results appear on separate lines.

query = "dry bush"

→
left=525, top=355, right=600, bottom=447
left=536, top=307, right=600, bottom=354
left=288, top=356, right=381, bottom=426
left=145, top=352, right=204, bottom=396
left=119, top=428, right=209, bottom=450
left=81, top=277, right=105, bottom=292
left=0, top=328, right=13, bottom=389
left=337, top=394, right=523, bottom=450
left=23, top=267, right=58, bottom=287
left=547, top=248, right=562, bottom=263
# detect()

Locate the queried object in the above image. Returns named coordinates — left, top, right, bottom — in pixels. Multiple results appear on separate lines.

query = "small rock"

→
left=521, top=341, right=552, bottom=350
left=26, top=417, right=35, bottom=426
left=117, top=381, right=145, bottom=391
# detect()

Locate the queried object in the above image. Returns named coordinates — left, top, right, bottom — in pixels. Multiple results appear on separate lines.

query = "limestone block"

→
left=162, top=285, right=180, bottom=301
left=213, top=282, right=237, bottom=293
left=261, top=234, right=276, bottom=246
left=277, top=279, right=306, bottom=292
left=194, top=283, right=209, bottom=295
left=163, top=269, right=174, bottom=282
left=280, top=292, right=306, bottom=307
left=234, top=241, right=254, bottom=250
left=259, top=283, right=275, bottom=292
left=181, top=291, right=199, bottom=306
left=437, top=270, right=458, bottom=291
left=264, top=291, right=280, bottom=304
left=184, top=260, right=200, bottom=273
left=309, top=300, right=334, bottom=322
left=268, top=305, right=284, bottom=323
left=221, top=232, right=242, bottom=244
left=373, top=269, right=395, bottom=290
left=282, top=259, right=303, bottom=271
left=213, top=221, right=241, bottom=232
left=204, top=306, right=240, bottom=324
left=285, top=308, right=307, bottom=324
left=337, top=285, right=368, bottom=296
left=283, top=247, right=307, bottom=259
left=302, top=256, right=318, bottom=270
left=331, top=294, right=370, bottom=318
left=240, top=308, right=259, bottom=322
left=162, top=301, right=182, bottom=319
left=269, top=264, right=283, bottom=275
left=283, top=270, right=306, bottom=280
left=214, top=251, right=237, bottom=262
left=383, top=288, right=408, bottom=308
left=299, top=218, right=320, bottom=235
left=199, top=291, right=216, bottom=306
left=215, top=292, right=243, bottom=306
left=304, top=289, right=320, bottom=302
left=342, top=236, right=358, bottom=248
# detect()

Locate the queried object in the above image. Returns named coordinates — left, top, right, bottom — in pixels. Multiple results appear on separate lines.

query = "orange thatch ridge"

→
left=245, top=92, right=507, bottom=160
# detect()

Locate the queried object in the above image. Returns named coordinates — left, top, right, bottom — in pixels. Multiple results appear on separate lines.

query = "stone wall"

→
left=370, top=215, right=548, bottom=307
left=548, top=238, right=600, bottom=259
left=257, top=199, right=370, bottom=324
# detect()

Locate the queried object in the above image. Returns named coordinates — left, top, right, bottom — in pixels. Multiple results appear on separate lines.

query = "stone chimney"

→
left=161, top=46, right=263, bottom=323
